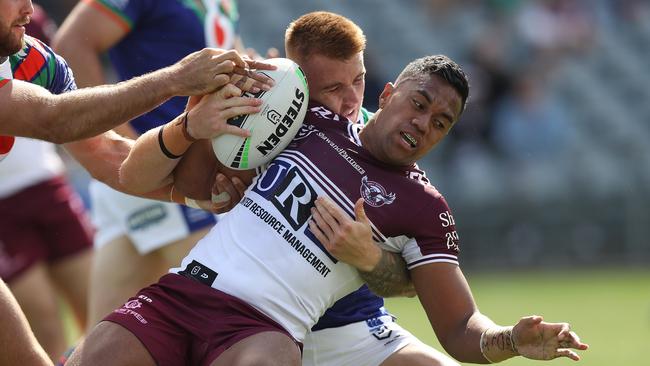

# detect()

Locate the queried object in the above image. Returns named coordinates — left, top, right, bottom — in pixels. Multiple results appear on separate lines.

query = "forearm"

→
left=120, top=113, right=193, bottom=193
left=64, top=131, right=133, bottom=191
left=478, top=324, right=519, bottom=363
left=65, top=131, right=179, bottom=202
left=54, top=38, right=107, bottom=88
left=47, top=71, right=176, bottom=142
left=359, top=249, right=415, bottom=297
left=443, top=311, right=516, bottom=364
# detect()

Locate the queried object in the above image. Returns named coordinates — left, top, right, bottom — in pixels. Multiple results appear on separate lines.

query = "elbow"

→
left=118, top=160, right=148, bottom=194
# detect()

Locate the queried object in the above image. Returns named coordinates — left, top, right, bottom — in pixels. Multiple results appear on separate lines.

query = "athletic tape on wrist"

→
left=184, top=197, right=201, bottom=209
left=507, top=327, right=518, bottom=353
left=212, top=191, right=231, bottom=204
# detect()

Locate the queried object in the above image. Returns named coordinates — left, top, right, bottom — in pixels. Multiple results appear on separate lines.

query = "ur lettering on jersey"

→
left=171, top=102, right=460, bottom=341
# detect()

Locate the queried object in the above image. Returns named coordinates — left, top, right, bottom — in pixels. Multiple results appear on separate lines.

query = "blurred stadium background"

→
left=41, top=0, right=649, bottom=364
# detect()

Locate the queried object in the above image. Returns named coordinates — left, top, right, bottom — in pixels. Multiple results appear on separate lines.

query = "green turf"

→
left=385, top=268, right=649, bottom=366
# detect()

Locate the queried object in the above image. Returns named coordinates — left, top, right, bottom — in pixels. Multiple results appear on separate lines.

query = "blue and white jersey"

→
left=171, top=103, right=460, bottom=341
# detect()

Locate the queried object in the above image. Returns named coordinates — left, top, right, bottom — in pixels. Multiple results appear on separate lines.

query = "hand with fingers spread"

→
left=479, top=316, right=589, bottom=363
left=514, top=316, right=589, bottom=361
left=309, top=196, right=382, bottom=272
left=184, top=83, right=261, bottom=141
left=168, top=48, right=276, bottom=97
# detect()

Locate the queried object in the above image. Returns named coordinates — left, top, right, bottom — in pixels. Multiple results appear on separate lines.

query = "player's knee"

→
left=381, top=342, right=460, bottom=366
left=212, top=332, right=301, bottom=366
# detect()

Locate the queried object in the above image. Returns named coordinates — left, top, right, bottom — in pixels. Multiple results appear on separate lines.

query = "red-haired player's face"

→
left=300, top=52, right=365, bottom=123
left=0, top=0, right=33, bottom=56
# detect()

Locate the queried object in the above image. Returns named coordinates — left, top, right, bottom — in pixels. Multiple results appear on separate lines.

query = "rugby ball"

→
left=0, top=135, right=15, bottom=162
left=212, top=58, right=309, bottom=170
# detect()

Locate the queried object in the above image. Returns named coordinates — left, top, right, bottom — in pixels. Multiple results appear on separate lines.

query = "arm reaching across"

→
left=0, top=47, right=273, bottom=143
left=309, top=196, right=415, bottom=297
left=411, top=263, right=588, bottom=363
left=119, top=83, right=259, bottom=192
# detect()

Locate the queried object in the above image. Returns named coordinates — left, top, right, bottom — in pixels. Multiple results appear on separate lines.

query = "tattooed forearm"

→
left=480, top=326, right=518, bottom=363
left=359, top=250, right=415, bottom=297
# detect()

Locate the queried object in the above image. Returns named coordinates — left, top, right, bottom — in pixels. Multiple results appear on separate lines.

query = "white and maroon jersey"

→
left=171, top=102, right=460, bottom=341
left=0, top=57, right=14, bottom=162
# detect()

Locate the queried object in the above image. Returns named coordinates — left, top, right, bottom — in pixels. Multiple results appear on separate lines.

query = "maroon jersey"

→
left=280, top=104, right=459, bottom=269
left=285, top=102, right=460, bottom=268
left=171, top=102, right=460, bottom=340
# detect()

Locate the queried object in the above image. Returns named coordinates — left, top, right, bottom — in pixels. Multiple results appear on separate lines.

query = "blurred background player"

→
left=52, top=0, right=246, bottom=329
left=0, top=1, right=267, bottom=361
left=1, top=2, right=272, bottom=363
left=0, top=3, right=92, bottom=361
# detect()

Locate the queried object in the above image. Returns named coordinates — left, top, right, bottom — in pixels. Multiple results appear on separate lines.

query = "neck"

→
left=0, top=57, right=7, bottom=64
left=358, top=118, right=376, bottom=157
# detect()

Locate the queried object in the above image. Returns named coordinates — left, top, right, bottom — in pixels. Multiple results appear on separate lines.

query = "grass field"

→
left=385, top=267, right=650, bottom=366
left=64, top=268, right=648, bottom=364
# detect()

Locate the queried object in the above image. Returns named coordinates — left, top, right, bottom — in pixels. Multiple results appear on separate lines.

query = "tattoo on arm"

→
left=480, top=326, right=518, bottom=363
left=359, top=250, right=415, bottom=297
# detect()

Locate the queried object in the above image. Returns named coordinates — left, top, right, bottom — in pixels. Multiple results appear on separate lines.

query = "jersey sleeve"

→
left=31, top=38, right=77, bottom=94
left=0, top=58, right=12, bottom=89
left=51, top=53, right=77, bottom=93
left=401, top=187, right=460, bottom=270
left=9, top=37, right=77, bottom=94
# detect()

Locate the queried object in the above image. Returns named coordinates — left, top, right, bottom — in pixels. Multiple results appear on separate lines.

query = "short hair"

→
left=396, top=55, right=470, bottom=113
left=285, top=11, right=366, bottom=62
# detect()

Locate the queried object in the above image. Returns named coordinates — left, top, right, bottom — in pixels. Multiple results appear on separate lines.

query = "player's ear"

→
left=378, top=82, right=394, bottom=109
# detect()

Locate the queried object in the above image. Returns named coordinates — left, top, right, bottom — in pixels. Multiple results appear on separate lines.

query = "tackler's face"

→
left=0, top=0, right=32, bottom=56
left=367, top=74, right=462, bottom=166
left=300, top=52, right=365, bottom=123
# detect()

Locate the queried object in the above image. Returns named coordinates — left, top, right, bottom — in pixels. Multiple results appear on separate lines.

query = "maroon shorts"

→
left=0, top=176, right=93, bottom=282
left=104, top=273, right=301, bottom=366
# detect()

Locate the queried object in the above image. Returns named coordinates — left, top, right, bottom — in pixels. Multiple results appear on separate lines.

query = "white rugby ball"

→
left=212, top=58, right=309, bottom=170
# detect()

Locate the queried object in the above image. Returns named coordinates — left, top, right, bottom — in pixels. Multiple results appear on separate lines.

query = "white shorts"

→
left=89, top=180, right=217, bottom=254
left=302, top=315, right=413, bottom=366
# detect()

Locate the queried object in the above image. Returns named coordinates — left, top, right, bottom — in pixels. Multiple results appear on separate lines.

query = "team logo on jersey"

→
left=124, top=300, right=142, bottom=310
left=291, top=124, right=318, bottom=143
left=360, top=176, right=395, bottom=207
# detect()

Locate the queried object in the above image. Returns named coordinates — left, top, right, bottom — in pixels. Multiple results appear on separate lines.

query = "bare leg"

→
left=49, top=248, right=92, bottom=330
left=9, top=261, right=67, bottom=361
left=380, top=341, right=459, bottom=366
left=86, top=228, right=208, bottom=331
left=66, top=321, right=155, bottom=366
left=0, top=278, right=50, bottom=366
left=86, top=236, right=166, bottom=330
left=210, top=331, right=301, bottom=366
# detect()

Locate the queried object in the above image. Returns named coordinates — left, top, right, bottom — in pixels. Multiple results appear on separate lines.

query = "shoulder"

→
left=10, top=36, right=76, bottom=93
